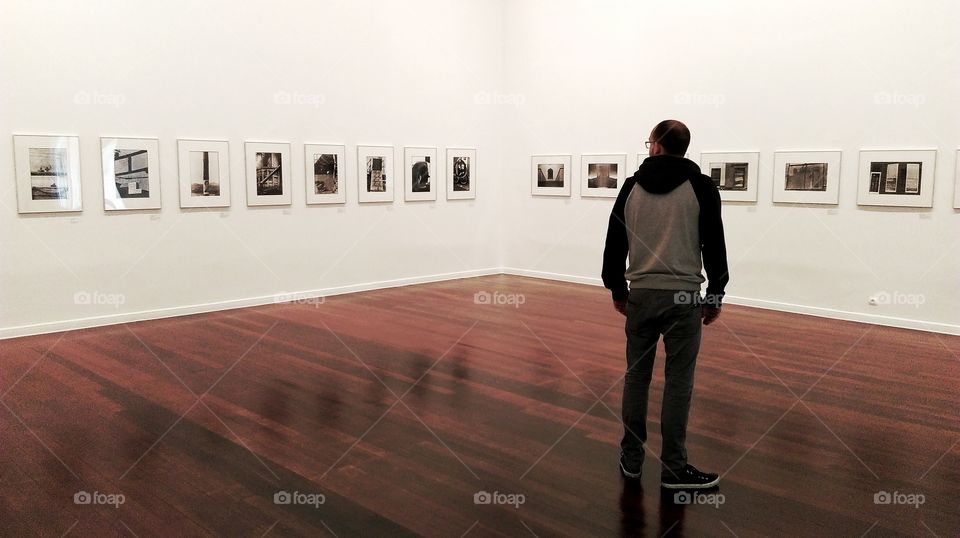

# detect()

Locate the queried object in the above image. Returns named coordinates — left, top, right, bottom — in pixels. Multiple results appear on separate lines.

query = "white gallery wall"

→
left=0, top=0, right=506, bottom=336
left=500, top=0, right=960, bottom=333
left=2, top=0, right=959, bottom=337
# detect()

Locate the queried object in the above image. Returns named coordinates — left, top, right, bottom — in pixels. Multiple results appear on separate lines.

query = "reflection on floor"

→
left=1, top=275, right=957, bottom=536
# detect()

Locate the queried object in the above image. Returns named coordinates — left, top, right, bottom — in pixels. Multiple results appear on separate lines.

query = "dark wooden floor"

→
left=1, top=275, right=957, bottom=537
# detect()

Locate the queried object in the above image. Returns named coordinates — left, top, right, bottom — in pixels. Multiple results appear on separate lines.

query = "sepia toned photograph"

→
left=581, top=154, right=625, bottom=198
left=701, top=152, right=759, bottom=202
left=404, top=147, right=437, bottom=201
left=313, top=153, right=338, bottom=194
left=784, top=162, right=828, bottom=191
left=179, top=139, right=230, bottom=208
left=304, top=144, right=346, bottom=205
left=29, top=147, right=69, bottom=200
left=587, top=162, right=618, bottom=189
left=447, top=148, right=476, bottom=200
left=869, top=161, right=922, bottom=195
left=410, top=155, right=431, bottom=193
left=773, top=150, right=841, bottom=204
left=101, top=137, right=161, bottom=211
left=245, top=142, right=291, bottom=206
left=357, top=145, right=394, bottom=203
left=452, top=156, right=470, bottom=191
left=111, top=149, right=151, bottom=198
left=537, top=163, right=565, bottom=188
left=367, top=156, right=387, bottom=192
left=857, top=149, right=935, bottom=207
left=256, top=152, right=283, bottom=196
left=531, top=154, right=571, bottom=196
left=190, top=150, right=220, bottom=196
left=709, top=162, right=748, bottom=191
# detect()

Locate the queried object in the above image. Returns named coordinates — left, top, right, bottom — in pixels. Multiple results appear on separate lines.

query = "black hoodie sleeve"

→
left=601, top=176, right=636, bottom=301
left=690, top=175, right=729, bottom=305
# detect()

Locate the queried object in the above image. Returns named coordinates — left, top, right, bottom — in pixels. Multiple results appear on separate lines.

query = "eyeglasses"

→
left=644, top=141, right=652, bottom=149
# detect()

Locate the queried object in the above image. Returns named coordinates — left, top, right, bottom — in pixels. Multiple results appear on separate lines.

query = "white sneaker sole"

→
left=619, top=461, right=642, bottom=479
left=660, top=477, right=720, bottom=489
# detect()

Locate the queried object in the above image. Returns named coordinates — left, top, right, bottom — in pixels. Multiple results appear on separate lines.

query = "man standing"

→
left=602, top=120, right=729, bottom=489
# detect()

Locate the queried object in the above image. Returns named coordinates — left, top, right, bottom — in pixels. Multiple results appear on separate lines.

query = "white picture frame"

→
left=404, top=146, right=438, bottom=202
left=856, top=149, right=936, bottom=208
left=531, top=155, right=572, bottom=197
left=446, top=148, right=476, bottom=200
left=357, top=145, right=395, bottom=203
left=13, top=134, right=83, bottom=214
left=700, top=151, right=760, bottom=202
left=101, top=137, right=161, bottom=211
left=954, top=149, right=960, bottom=209
left=581, top=153, right=626, bottom=198
left=245, top=141, right=292, bottom=206
left=304, top=143, right=346, bottom=205
left=771, top=150, right=842, bottom=205
left=177, top=139, right=231, bottom=208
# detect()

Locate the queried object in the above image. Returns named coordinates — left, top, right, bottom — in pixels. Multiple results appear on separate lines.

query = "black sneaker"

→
left=619, top=454, right=642, bottom=479
left=660, top=464, right=719, bottom=489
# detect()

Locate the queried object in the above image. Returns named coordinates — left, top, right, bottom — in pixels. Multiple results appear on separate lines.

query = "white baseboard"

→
left=4, top=266, right=958, bottom=339
left=502, top=267, right=603, bottom=286
left=500, top=267, right=960, bottom=336
left=0, top=267, right=502, bottom=340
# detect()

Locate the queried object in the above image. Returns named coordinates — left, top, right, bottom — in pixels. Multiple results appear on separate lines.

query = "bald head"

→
left=650, top=120, right=690, bottom=157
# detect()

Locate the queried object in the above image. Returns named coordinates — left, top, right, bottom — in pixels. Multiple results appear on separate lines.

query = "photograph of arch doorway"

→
left=531, top=154, right=571, bottom=196
left=580, top=153, right=626, bottom=198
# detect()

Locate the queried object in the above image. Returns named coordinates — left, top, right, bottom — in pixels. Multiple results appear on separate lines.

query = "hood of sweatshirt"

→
left=632, top=155, right=703, bottom=194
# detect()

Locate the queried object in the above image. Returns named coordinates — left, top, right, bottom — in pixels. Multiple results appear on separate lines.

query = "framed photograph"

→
left=700, top=151, right=760, bottom=202
left=581, top=154, right=626, bottom=198
left=245, top=142, right=292, bottom=206
left=772, top=150, right=842, bottom=205
left=357, top=145, right=395, bottom=203
left=531, top=155, right=572, bottom=197
left=304, top=143, right=346, bottom=205
left=857, top=149, right=936, bottom=207
left=446, top=148, right=476, bottom=200
left=13, top=134, right=82, bottom=213
left=177, top=139, right=231, bottom=208
left=101, top=137, right=161, bottom=211
left=954, top=149, right=960, bottom=209
left=404, top=146, right=437, bottom=202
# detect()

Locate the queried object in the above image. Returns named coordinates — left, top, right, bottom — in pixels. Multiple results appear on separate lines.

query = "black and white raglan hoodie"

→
left=601, top=154, right=729, bottom=306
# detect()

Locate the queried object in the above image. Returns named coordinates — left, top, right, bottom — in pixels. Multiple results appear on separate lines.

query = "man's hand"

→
left=702, top=305, right=721, bottom=326
left=614, top=299, right=627, bottom=317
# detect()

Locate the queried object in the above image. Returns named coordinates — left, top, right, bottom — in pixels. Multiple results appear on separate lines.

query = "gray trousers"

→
left=621, top=288, right=702, bottom=478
